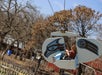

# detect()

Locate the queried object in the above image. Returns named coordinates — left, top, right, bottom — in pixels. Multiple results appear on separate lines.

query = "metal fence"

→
left=78, top=63, right=96, bottom=75
left=0, top=61, right=34, bottom=75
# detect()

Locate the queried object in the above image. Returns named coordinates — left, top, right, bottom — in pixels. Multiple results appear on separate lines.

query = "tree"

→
left=71, top=5, right=102, bottom=37
left=96, top=24, right=102, bottom=40
left=48, top=5, right=102, bottom=37
left=24, top=5, right=102, bottom=53
left=25, top=16, right=55, bottom=50
left=0, top=0, right=40, bottom=58
left=49, top=10, right=73, bottom=32
left=0, top=0, right=39, bottom=47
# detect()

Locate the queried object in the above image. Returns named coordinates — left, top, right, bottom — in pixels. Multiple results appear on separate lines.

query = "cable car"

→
left=42, top=31, right=102, bottom=70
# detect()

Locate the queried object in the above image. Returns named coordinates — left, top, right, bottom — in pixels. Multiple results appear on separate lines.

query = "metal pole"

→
left=64, top=0, right=66, bottom=10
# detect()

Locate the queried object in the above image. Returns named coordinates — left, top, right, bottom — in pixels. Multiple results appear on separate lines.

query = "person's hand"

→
left=66, top=49, right=70, bottom=56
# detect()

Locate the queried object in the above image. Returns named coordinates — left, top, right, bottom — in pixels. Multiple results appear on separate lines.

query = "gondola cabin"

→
left=42, top=31, right=102, bottom=70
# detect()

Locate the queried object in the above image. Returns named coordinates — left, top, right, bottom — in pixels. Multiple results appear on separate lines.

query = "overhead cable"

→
left=64, top=0, right=66, bottom=10
left=48, top=0, right=54, bottom=13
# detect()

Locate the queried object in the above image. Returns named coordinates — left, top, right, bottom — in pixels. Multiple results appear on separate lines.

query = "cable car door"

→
left=77, top=38, right=102, bottom=63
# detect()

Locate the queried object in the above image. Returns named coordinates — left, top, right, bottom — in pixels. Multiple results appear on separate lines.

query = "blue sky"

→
left=18, top=0, right=102, bottom=16
left=31, top=0, right=102, bottom=16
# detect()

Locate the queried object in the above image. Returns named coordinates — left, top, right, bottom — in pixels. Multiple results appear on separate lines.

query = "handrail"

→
left=80, top=63, right=96, bottom=75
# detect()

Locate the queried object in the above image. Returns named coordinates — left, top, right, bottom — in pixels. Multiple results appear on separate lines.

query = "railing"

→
left=78, top=63, right=96, bottom=75
left=0, top=61, right=32, bottom=75
left=0, top=54, right=56, bottom=75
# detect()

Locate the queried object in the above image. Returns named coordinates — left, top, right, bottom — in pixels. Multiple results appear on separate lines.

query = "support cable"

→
left=64, top=0, right=66, bottom=10
left=48, top=0, right=54, bottom=13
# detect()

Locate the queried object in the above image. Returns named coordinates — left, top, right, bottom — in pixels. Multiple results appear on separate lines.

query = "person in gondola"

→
left=64, top=42, right=77, bottom=60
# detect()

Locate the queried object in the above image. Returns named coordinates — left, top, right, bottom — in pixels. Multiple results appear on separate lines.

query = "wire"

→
left=48, top=0, right=54, bottom=13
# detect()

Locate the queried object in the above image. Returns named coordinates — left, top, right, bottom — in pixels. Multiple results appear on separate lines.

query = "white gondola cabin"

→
left=42, top=31, right=102, bottom=70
